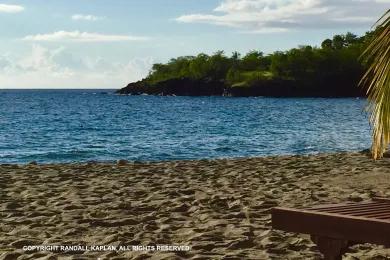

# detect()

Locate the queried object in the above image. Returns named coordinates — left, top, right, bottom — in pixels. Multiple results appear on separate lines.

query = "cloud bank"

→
left=176, top=0, right=389, bottom=33
left=0, top=3, right=24, bottom=13
left=23, top=31, right=149, bottom=42
left=0, top=45, right=153, bottom=88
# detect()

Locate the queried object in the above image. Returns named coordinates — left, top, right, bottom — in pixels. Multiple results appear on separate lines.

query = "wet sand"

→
left=1, top=152, right=390, bottom=259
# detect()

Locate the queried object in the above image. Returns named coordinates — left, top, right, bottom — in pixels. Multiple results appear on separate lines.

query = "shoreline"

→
left=1, top=149, right=369, bottom=166
left=2, top=151, right=390, bottom=259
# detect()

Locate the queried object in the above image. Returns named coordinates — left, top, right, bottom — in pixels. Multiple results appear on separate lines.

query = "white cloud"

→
left=0, top=3, right=24, bottom=13
left=71, top=14, right=104, bottom=21
left=176, top=0, right=389, bottom=33
left=0, top=45, right=153, bottom=88
left=23, top=31, right=149, bottom=42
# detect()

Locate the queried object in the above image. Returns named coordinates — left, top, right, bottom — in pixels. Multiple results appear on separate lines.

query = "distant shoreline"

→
left=1, top=149, right=370, bottom=166
left=117, top=32, right=371, bottom=98
left=1, top=88, right=366, bottom=98
left=117, top=77, right=366, bottom=98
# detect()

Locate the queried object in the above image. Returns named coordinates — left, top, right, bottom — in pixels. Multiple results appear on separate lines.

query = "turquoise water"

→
left=0, top=89, right=370, bottom=163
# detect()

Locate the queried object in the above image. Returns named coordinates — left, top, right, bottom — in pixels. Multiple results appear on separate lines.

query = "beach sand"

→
left=1, top=152, right=390, bottom=259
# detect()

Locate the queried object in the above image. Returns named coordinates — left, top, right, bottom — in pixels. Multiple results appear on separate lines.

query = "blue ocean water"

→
left=0, top=89, right=371, bottom=163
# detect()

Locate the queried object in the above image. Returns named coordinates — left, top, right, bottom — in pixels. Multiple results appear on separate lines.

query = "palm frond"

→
left=360, top=9, right=390, bottom=159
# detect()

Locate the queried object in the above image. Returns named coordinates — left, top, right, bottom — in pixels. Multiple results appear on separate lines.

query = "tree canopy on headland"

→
left=118, top=31, right=376, bottom=97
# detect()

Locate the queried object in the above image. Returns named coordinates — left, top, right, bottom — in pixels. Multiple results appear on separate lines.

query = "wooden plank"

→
left=349, top=208, right=390, bottom=216
left=305, top=198, right=390, bottom=211
left=323, top=205, right=390, bottom=215
left=272, top=207, right=390, bottom=246
left=356, top=211, right=390, bottom=219
left=305, top=201, right=376, bottom=211
left=307, top=203, right=382, bottom=212
left=318, top=204, right=390, bottom=214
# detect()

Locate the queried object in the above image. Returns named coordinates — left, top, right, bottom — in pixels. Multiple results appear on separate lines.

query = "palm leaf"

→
left=360, top=9, right=390, bottom=159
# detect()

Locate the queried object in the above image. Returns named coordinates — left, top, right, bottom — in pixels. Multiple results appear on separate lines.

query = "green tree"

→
left=189, top=53, right=210, bottom=79
left=270, top=51, right=288, bottom=78
left=344, top=32, right=359, bottom=46
left=332, top=35, right=345, bottom=49
left=321, top=39, right=333, bottom=49
left=241, top=51, right=264, bottom=71
left=208, top=51, right=231, bottom=80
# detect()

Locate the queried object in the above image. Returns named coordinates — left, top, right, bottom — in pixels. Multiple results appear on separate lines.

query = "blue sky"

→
left=0, top=0, right=388, bottom=88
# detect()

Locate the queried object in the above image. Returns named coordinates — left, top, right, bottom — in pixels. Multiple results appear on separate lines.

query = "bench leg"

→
left=311, top=235, right=350, bottom=260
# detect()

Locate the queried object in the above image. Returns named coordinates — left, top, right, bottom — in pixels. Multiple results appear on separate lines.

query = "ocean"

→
left=0, top=89, right=371, bottom=163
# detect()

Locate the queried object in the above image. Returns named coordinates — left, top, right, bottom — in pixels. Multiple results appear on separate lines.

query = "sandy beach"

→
left=2, top=151, right=390, bottom=259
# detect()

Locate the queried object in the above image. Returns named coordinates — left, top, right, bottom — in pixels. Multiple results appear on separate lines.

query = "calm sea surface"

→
left=0, top=89, right=371, bottom=163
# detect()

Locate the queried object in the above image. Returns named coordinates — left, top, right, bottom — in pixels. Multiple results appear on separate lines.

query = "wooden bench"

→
left=271, top=197, right=390, bottom=260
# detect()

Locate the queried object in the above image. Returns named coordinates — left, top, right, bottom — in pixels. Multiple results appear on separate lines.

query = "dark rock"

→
left=360, top=149, right=371, bottom=155
left=361, top=149, right=390, bottom=158
left=116, top=159, right=129, bottom=166
left=117, top=75, right=366, bottom=97
left=227, top=77, right=365, bottom=97
left=117, top=77, right=226, bottom=96
left=86, top=160, right=98, bottom=165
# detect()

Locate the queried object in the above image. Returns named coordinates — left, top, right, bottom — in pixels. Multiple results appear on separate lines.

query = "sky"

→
left=0, top=0, right=389, bottom=89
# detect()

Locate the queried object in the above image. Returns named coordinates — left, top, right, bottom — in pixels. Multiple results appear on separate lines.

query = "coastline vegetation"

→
left=147, top=32, right=367, bottom=86
left=118, top=31, right=377, bottom=97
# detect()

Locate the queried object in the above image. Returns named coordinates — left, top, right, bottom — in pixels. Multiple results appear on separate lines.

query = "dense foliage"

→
left=145, top=32, right=373, bottom=89
left=118, top=31, right=378, bottom=97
